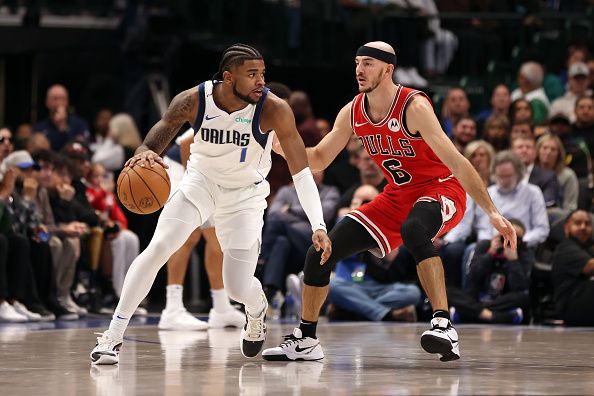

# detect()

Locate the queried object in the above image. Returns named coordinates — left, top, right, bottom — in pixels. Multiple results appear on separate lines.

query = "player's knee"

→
left=400, top=217, right=438, bottom=264
left=303, top=245, right=333, bottom=287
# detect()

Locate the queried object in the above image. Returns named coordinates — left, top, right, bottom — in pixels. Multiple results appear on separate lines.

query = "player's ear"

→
left=222, top=70, right=233, bottom=84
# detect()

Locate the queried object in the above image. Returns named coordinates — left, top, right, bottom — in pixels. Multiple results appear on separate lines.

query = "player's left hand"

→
left=312, top=229, right=332, bottom=265
left=489, top=213, right=517, bottom=251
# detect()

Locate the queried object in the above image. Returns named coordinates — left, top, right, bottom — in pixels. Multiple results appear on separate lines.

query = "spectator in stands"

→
left=552, top=209, right=594, bottom=326
left=444, top=151, right=549, bottom=286
left=26, top=133, right=51, bottom=154
left=1, top=151, right=58, bottom=321
left=511, top=62, right=550, bottom=123
left=536, top=134, right=579, bottom=221
left=323, top=133, right=362, bottom=195
left=451, top=117, right=476, bottom=153
left=476, top=85, right=512, bottom=128
left=509, top=98, right=534, bottom=124
left=34, top=84, right=90, bottom=152
left=441, top=87, right=470, bottom=137
left=14, top=123, right=33, bottom=149
left=0, top=128, right=13, bottom=163
left=510, top=120, right=533, bottom=141
left=337, top=148, right=387, bottom=216
left=511, top=134, right=560, bottom=208
left=260, top=169, right=339, bottom=303
left=418, top=0, right=458, bottom=77
left=108, top=113, right=142, bottom=161
left=463, top=140, right=495, bottom=186
left=482, top=114, right=510, bottom=152
left=91, top=110, right=125, bottom=173
left=316, top=118, right=331, bottom=137
left=587, top=57, right=594, bottom=92
left=328, top=185, right=421, bottom=322
left=86, top=163, right=140, bottom=297
left=266, top=82, right=293, bottom=202
left=549, top=113, right=591, bottom=181
left=448, top=219, right=530, bottom=324
left=550, top=62, right=591, bottom=123
left=572, top=96, right=594, bottom=153
left=289, top=91, right=323, bottom=148
left=32, top=150, right=87, bottom=318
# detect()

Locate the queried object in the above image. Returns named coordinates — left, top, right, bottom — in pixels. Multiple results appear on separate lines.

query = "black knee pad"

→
left=400, top=217, right=438, bottom=264
left=303, top=245, right=333, bottom=287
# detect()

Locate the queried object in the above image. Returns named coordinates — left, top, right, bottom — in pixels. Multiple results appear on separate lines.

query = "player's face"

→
left=355, top=56, right=388, bottom=93
left=230, top=59, right=266, bottom=104
left=565, top=210, right=592, bottom=244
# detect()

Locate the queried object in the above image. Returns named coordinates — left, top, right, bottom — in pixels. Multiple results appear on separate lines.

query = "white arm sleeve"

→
left=292, top=167, right=327, bottom=233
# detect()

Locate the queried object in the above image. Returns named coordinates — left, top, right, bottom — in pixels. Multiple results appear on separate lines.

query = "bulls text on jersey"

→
left=358, top=135, right=416, bottom=158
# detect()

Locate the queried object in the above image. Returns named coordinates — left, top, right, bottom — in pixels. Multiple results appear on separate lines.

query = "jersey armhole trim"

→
left=192, top=83, right=206, bottom=133
left=251, top=87, right=270, bottom=149
left=401, top=90, right=431, bottom=140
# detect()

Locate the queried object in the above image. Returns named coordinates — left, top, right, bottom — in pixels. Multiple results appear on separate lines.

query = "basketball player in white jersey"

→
left=158, top=129, right=245, bottom=331
left=90, top=43, right=332, bottom=364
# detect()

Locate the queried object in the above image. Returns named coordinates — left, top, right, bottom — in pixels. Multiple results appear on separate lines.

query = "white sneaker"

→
left=420, top=317, right=460, bottom=362
left=90, top=332, right=123, bottom=365
left=240, top=293, right=268, bottom=358
left=208, top=308, right=245, bottom=328
left=58, top=294, right=89, bottom=317
left=262, top=327, right=324, bottom=361
left=0, top=301, right=28, bottom=322
left=158, top=308, right=208, bottom=331
left=407, top=67, right=428, bottom=87
left=12, top=301, right=42, bottom=321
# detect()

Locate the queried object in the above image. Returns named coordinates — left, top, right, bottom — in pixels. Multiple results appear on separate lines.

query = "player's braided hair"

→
left=213, top=43, right=263, bottom=80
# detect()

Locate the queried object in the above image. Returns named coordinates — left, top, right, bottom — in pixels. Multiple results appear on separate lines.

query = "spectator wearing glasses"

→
left=0, top=128, right=14, bottom=163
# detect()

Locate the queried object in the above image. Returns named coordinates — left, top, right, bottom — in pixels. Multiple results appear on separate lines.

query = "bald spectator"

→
left=552, top=210, right=594, bottom=326
left=511, top=62, right=550, bottom=123
left=550, top=62, right=592, bottom=123
left=451, top=117, right=476, bottom=153
left=34, top=84, right=90, bottom=152
left=441, top=87, right=470, bottom=137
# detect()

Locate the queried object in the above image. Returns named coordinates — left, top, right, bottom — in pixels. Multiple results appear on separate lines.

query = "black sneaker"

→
left=27, top=303, right=56, bottom=321
left=262, top=327, right=324, bottom=361
left=240, top=293, right=268, bottom=358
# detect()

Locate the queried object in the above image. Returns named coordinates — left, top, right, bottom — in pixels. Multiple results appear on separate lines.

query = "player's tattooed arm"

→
left=128, top=89, right=197, bottom=168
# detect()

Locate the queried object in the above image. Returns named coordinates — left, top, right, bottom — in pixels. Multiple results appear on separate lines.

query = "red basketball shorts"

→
left=346, top=175, right=466, bottom=257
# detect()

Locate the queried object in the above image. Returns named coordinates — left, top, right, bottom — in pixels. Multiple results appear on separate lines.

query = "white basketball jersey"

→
left=187, top=80, right=273, bottom=188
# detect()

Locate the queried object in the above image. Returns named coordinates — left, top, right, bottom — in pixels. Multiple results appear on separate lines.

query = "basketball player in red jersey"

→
left=263, top=41, right=516, bottom=362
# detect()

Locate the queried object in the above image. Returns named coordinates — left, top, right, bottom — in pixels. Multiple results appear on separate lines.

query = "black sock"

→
left=433, top=310, right=450, bottom=321
left=299, top=319, right=317, bottom=338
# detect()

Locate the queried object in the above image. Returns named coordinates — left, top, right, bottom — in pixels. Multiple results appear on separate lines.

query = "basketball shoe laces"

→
left=280, top=333, right=300, bottom=347
left=246, top=313, right=264, bottom=339
left=94, top=332, right=118, bottom=347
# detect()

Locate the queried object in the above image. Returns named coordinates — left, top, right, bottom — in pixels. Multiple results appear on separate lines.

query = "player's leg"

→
left=90, top=191, right=205, bottom=365
left=400, top=200, right=459, bottom=361
left=158, top=227, right=209, bottom=331
left=202, top=227, right=245, bottom=328
left=262, top=217, right=377, bottom=361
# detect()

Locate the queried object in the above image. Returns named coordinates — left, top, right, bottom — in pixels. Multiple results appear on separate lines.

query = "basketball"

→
left=117, top=163, right=171, bottom=214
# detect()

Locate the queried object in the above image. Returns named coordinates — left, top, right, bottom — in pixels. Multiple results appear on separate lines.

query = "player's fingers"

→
left=312, top=236, right=320, bottom=251
left=148, top=155, right=156, bottom=167
left=155, top=157, right=169, bottom=169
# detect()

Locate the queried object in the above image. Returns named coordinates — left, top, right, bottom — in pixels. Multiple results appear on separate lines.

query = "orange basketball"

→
left=117, top=163, right=171, bottom=214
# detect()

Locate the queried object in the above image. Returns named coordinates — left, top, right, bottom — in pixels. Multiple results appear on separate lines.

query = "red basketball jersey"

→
left=351, top=85, right=452, bottom=189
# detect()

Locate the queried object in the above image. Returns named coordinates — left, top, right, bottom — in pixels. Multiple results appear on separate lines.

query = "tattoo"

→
left=143, top=89, right=196, bottom=155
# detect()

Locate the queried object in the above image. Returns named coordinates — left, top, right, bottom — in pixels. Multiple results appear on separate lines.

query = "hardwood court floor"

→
left=1, top=320, right=593, bottom=395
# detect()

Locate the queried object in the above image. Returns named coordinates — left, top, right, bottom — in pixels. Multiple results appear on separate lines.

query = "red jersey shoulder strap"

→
left=350, top=93, right=364, bottom=129
left=395, top=86, right=432, bottom=139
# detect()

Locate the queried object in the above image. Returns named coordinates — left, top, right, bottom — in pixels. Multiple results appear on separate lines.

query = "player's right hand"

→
left=312, top=229, right=332, bottom=265
left=126, top=149, right=169, bottom=169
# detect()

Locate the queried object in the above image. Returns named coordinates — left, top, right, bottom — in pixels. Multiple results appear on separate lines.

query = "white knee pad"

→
left=223, top=242, right=262, bottom=307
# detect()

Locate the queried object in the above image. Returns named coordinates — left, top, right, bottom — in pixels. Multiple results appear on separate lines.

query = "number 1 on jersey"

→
left=240, top=147, right=247, bottom=163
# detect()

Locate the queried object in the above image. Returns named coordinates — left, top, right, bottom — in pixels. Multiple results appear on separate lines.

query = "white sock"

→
left=107, top=313, right=130, bottom=341
left=211, top=288, right=234, bottom=313
left=165, top=284, right=184, bottom=311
